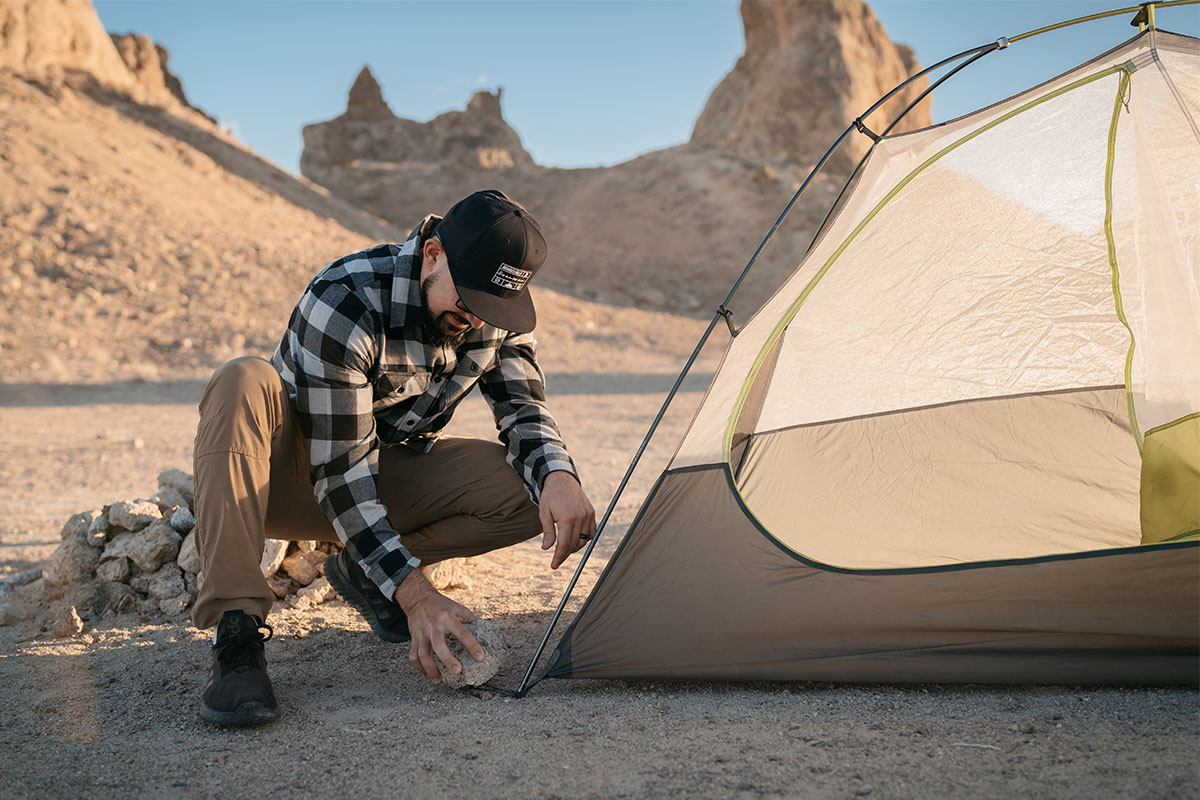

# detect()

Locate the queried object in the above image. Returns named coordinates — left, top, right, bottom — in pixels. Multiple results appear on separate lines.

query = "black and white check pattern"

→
left=272, top=216, right=577, bottom=601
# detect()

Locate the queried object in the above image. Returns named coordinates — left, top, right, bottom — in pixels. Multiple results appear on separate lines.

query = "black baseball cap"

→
left=435, top=189, right=546, bottom=333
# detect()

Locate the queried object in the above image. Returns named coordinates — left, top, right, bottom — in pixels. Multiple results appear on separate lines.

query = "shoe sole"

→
left=200, top=701, right=279, bottom=727
left=324, top=553, right=411, bottom=643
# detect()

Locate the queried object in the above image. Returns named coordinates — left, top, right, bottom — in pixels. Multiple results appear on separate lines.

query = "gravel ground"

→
left=1, top=379, right=1197, bottom=799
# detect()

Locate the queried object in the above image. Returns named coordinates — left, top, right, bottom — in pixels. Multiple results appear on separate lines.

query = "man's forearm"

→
left=393, top=568, right=438, bottom=611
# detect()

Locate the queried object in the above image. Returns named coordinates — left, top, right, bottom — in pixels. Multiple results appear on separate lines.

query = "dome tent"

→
left=518, top=5, right=1199, bottom=692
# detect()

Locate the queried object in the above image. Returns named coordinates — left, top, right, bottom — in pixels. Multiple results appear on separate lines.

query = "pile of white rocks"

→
left=1, top=468, right=471, bottom=636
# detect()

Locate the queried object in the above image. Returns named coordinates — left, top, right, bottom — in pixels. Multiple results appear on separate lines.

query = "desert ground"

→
left=2, top=365, right=1198, bottom=800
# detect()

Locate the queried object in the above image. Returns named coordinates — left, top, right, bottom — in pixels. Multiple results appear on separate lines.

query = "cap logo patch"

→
left=491, top=262, right=532, bottom=291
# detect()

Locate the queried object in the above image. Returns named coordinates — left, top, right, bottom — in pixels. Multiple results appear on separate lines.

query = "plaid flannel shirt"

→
left=271, top=216, right=577, bottom=601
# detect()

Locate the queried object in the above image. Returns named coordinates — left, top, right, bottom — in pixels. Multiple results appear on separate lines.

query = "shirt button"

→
left=433, top=377, right=442, bottom=383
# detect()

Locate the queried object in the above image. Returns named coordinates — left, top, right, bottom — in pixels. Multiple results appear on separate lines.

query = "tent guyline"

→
left=496, top=0, right=1199, bottom=697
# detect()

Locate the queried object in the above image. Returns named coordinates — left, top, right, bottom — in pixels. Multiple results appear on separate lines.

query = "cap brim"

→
left=455, top=283, right=536, bottom=334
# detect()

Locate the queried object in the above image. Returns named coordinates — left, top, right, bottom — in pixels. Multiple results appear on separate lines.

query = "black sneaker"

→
left=200, top=610, right=280, bottom=727
left=324, top=549, right=411, bottom=643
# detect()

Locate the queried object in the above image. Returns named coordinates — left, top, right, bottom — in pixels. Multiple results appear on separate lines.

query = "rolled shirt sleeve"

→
left=477, top=331, right=578, bottom=502
left=285, top=281, right=419, bottom=600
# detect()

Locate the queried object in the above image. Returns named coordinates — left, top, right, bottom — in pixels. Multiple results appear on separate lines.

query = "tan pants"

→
left=191, top=357, right=541, bottom=628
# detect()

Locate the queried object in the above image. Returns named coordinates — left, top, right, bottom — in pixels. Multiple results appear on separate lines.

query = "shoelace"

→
left=213, top=619, right=274, bottom=672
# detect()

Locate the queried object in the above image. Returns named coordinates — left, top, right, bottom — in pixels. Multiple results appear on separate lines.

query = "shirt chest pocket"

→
left=375, top=368, right=431, bottom=399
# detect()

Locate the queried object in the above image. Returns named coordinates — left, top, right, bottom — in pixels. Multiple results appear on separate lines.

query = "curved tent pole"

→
left=510, top=40, right=999, bottom=699
left=508, top=0, right=1199, bottom=698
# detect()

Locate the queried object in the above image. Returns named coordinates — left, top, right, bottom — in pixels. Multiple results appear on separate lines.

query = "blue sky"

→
left=92, top=1, right=1198, bottom=174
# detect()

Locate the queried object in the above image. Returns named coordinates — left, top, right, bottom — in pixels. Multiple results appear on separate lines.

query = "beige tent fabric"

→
left=546, top=32, right=1200, bottom=686
left=736, top=388, right=1141, bottom=569
left=548, top=467, right=1199, bottom=684
left=673, top=33, right=1199, bottom=471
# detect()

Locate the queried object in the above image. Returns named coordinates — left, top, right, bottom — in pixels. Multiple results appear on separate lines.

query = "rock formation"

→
left=0, top=0, right=215, bottom=120
left=298, top=0, right=929, bottom=315
left=109, top=31, right=216, bottom=121
left=301, top=67, right=533, bottom=173
left=0, top=0, right=135, bottom=90
left=691, top=0, right=930, bottom=170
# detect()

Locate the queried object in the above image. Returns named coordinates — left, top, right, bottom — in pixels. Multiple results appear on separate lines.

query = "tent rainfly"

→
left=522, top=13, right=1200, bottom=691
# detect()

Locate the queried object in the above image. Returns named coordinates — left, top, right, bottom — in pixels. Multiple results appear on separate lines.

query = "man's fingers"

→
left=410, top=639, right=440, bottom=682
left=449, top=620, right=486, bottom=663
left=539, top=506, right=556, bottom=551
left=433, top=636, right=462, bottom=676
left=552, top=523, right=578, bottom=569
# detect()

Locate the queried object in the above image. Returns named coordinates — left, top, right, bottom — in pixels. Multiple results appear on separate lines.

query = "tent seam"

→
left=1150, top=31, right=1200, bottom=144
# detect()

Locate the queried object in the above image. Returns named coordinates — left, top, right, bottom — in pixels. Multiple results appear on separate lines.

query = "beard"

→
left=420, top=274, right=470, bottom=350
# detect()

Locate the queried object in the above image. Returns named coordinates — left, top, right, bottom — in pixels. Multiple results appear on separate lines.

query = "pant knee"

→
left=196, top=357, right=288, bottom=458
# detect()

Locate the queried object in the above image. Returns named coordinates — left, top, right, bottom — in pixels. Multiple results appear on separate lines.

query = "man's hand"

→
left=394, top=570, right=483, bottom=683
left=539, top=471, right=597, bottom=570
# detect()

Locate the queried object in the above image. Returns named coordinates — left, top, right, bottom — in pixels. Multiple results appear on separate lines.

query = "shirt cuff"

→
left=361, top=543, right=422, bottom=602
left=534, top=455, right=579, bottom=502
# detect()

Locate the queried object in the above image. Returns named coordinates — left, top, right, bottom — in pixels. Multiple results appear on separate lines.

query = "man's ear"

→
left=420, top=237, right=443, bottom=281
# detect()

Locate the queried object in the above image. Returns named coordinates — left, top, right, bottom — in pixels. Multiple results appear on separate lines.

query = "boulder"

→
left=169, top=506, right=195, bottom=534
left=176, top=530, right=202, bottom=574
left=95, top=556, right=131, bottom=584
left=59, top=509, right=102, bottom=540
left=260, top=539, right=287, bottom=578
left=51, top=604, right=84, bottom=638
left=266, top=573, right=296, bottom=599
left=281, top=550, right=324, bottom=585
left=156, top=468, right=194, bottom=507
left=108, top=499, right=162, bottom=531
left=130, top=562, right=185, bottom=599
left=436, top=618, right=506, bottom=689
left=73, top=580, right=137, bottom=620
left=296, top=576, right=332, bottom=605
left=423, top=557, right=472, bottom=591
left=152, top=487, right=189, bottom=514
left=86, top=510, right=110, bottom=546
left=44, top=529, right=101, bottom=586
left=158, top=592, right=191, bottom=616
left=124, top=519, right=182, bottom=572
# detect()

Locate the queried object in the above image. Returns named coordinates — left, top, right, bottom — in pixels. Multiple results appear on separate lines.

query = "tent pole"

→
left=1007, top=0, right=1196, bottom=44
left=509, top=41, right=997, bottom=698
left=513, top=311, right=726, bottom=696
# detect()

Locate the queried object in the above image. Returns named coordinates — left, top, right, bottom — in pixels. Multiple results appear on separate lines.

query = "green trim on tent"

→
left=722, top=61, right=1133, bottom=464
left=1104, top=62, right=1143, bottom=453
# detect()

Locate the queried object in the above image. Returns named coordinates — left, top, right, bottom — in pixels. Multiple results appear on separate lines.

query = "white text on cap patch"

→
left=491, top=262, right=532, bottom=291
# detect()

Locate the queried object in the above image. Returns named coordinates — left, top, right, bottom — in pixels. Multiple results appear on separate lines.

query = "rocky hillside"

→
left=0, top=0, right=703, bottom=384
left=300, top=0, right=930, bottom=315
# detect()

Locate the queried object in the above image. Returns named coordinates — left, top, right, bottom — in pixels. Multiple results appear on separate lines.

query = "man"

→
left=191, top=189, right=596, bottom=726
